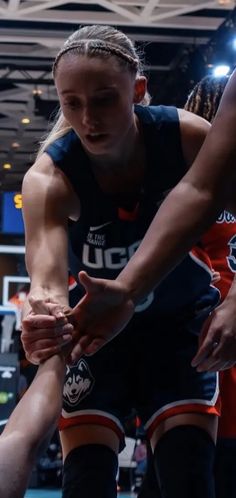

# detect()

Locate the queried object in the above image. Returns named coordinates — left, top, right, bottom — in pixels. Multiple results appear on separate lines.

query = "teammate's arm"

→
left=116, top=111, right=222, bottom=303
left=115, top=66, right=236, bottom=299
left=64, top=71, right=236, bottom=363
left=0, top=354, right=65, bottom=498
left=67, top=113, right=218, bottom=358
left=21, top=153, right=79, bottom=363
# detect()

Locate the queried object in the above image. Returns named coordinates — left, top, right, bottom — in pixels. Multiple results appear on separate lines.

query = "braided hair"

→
left=53, top=26, right=141, bottom=76
left=185, top=74, right=230, bottom=123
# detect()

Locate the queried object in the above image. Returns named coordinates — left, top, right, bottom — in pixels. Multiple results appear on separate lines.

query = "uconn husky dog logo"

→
left=63, top=360, right=95, bottom=407
left=227, top=235, right=236, bottom=272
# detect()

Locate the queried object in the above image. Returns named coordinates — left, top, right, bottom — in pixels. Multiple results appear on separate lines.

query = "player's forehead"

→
left=55, top=54, right=133, bottom=94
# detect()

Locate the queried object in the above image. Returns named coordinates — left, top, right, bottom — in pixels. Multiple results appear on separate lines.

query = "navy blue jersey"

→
left=46, top=105, right=220, bottom=319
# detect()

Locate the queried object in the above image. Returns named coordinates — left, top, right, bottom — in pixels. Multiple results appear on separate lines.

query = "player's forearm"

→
left=3, top=355, right=65, bottom=443
left=117, top=180, right=224, bottom=305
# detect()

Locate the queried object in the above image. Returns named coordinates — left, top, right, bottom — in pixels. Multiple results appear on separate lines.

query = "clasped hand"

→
left=21, top=271, right=135, bottom=365
left=22, top=275, right=236, bottom=371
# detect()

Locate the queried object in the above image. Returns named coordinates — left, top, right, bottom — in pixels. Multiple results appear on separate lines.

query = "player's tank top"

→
left=46, top=105, right=220, bottom=318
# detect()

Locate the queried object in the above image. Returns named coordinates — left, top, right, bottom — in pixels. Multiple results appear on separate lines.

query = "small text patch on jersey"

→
left=217, top=211, right=236, bottom=224
left=87, top=233, right=106, bottom=247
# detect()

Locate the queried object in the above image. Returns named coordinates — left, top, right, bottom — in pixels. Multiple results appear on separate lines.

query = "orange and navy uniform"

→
left=202, top=210, right=236, bottom=439
left=46, top=104, right=221, bottom=446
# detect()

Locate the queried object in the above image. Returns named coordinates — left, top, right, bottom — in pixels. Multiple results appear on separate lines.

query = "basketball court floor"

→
left=25, top=491, right=135, bottom=498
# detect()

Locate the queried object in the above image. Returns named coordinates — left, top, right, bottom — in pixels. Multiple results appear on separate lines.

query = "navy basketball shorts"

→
left=59, top=309, right=220, bottom=448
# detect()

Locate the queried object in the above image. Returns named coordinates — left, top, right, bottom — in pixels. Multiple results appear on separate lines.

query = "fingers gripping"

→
left=22, top=298, right=73, bottom=364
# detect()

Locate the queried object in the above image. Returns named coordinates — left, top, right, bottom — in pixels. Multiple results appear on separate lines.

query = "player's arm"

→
left=68, top=73, right=236, bottom=359
left=116, top=111, right=218, bottom=303
left=76, top=72, right=236, bottom=314
left=0, top=354, right=66, bottom=498
left=67, top=113, right=219, bottom=358
left=21, top=153, right=79, bottom=363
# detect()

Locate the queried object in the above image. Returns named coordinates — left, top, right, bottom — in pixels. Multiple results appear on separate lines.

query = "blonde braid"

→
left=53, top=39, right=140, bottom=76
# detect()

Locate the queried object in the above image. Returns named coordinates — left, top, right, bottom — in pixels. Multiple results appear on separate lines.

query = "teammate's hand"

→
left=66, top=271, right=135, bottom=363
left=21, top=297, right=73, bottom=364
left=192, top=298, right=236, bottom=372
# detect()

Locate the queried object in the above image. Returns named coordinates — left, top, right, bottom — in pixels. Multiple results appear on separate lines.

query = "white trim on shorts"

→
left=144, top=372, right=219, bottom=432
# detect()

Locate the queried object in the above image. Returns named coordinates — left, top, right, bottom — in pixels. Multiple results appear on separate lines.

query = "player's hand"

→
left=192, top=298, right=236, bottom=372
left=66, top=271, right=135, bottom=363
left=21, top=297, right=73, bottom=365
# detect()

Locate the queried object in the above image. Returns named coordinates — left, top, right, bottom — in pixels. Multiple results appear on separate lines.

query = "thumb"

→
left=78, top=271, right=105, bottom=295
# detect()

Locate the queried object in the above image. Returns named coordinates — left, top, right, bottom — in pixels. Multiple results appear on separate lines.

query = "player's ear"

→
left=133, top=76, right=147, bottom=104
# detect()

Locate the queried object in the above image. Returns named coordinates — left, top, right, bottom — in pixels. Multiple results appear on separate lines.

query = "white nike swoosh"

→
left=89, top=222, right=112, bottom=232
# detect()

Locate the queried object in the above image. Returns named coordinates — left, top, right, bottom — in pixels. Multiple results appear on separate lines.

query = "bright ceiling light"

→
left=32, top=88, right=42, bottom=95
left=213, top=64, right=230, bottom=77
left=21, top=117, right=30, bottom=124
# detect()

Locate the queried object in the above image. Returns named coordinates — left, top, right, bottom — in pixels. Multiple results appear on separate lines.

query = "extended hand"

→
left=66, top=271, right=135, bottom=362
left=192, top=298, right=236, bottom=372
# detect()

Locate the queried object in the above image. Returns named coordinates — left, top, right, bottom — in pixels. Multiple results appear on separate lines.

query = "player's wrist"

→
left=115, top=276, right=140, bottom=307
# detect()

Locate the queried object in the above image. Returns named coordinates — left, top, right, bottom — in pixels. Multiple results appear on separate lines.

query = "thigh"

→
left=60, top=424, right=120, bottom=460
left=135, top=314, right=220, bottom=440
left=59, top=332, right=134, bottom=454
left=150, top=412, right=218, bottom=450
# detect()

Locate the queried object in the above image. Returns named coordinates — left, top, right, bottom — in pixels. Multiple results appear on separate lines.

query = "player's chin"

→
left=82, top=134, right=116, bottom=155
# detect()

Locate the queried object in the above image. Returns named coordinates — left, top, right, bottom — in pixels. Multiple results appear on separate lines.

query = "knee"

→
left=62, top=444, right=118, bottom=498
left=153, top=426, right=216, bottom=497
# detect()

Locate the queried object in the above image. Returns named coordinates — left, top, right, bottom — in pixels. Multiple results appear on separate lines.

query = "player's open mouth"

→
left=86, top=133, right=108, bottom=143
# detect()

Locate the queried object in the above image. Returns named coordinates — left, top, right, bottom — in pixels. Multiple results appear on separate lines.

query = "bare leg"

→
left=0, top=355, right=65, bottom=498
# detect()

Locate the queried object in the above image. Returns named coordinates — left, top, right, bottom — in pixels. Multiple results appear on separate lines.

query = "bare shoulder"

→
left=177, top=108, right=211, bottom=168
left=178, top=108, right=210, bottom=135
left=23, top=153, right=79, bottom=220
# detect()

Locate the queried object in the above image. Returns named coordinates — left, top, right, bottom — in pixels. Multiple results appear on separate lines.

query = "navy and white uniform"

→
left=46, top=105, right=220, bottom=446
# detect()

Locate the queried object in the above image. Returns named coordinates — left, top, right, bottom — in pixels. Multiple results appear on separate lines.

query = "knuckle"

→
left=27, top=352, right=39, bottom=365
left=21, top=332, right=31, bottom=342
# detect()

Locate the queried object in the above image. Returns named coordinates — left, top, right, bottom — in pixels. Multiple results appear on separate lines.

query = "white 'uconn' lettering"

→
left=83, top=244, right=127, bottom=269
left=82, top=240, right=141, bottom=270
left=82, top=245, right=103, bottom=269
left=82, top=240, right=154, bottom=311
